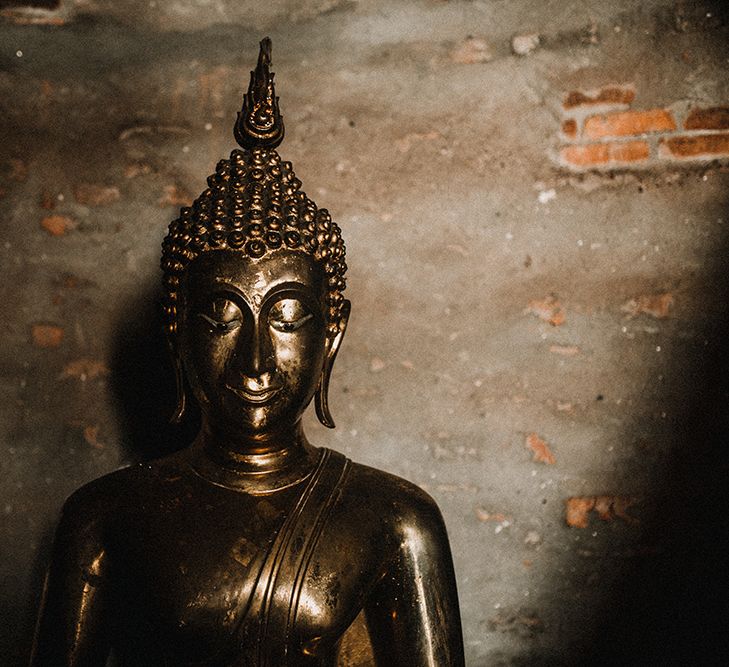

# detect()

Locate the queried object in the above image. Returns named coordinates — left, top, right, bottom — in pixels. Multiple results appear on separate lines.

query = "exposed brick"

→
left=661, top=133, right=729, bottom=159
left=475, top=508, right=510, bottom=523
left=124, top=162, right=153, bottom=179
left=560, top=140, right=649, bottom=168
left=563, top=85, right=635, bottom=110
left=73, top=184, right=120, bottom=206
left=158, top=184, right=192, bottom=207
left=684, top=107, right=729, bottom=131
left=525, top=433, right=556, bottom=465
left=565, top=497, right=595, bottom=528
left=450, top=37, right=493, bottom=64
left=83, top=425, right=105, bottom=450
left=31, top=324, right=64, bottom=348
left=566, top=495, right=639, bottom=528
left=60, top=359, right=109, bottom=380
left=41, top=214, right=76, bottom=236
left=621, top=293, right=673, bottom=319
left=39, top=191, right=55, bottom=210
left=584, top=109, right=676, bottom=139
left=0, top=11, right=66, bottom=25
left=525, top=296, right=565, bottom=326
left=561, top=119, right=578, bottom=140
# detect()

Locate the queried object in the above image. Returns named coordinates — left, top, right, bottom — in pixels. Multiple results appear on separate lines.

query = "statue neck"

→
left=188, top=420, right=319, bottom=493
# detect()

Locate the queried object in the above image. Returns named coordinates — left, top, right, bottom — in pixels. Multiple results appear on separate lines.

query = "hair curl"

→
left=160, top=147, right=347, bottom=337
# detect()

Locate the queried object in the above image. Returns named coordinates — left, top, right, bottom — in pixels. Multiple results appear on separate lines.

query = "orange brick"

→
left=566, top=495, right=638, bottom=528
left=566, top=497, right=595, bottom=528
left=41, top=215, right=75, bottom=236
left=73, top=184, right=120, bottom=206
left=660, top=133, right=729, bottom=159
left=563, top=85, right=635, bottom=110
left=159, top=184, right=192, bottom=208
left=560, top=140, right=649, bottom=168
left=621, top=293, right=673, bottom=319
left=31, top=324, right=64, bottom=348
left=39, top=191, right=55, bottom=210
left=526, top=433, right=556, bottom=465
left=684, top=107, right=729, bottom=131
left=584, top=109, right=676, bottom=139
left=561, top=119, right=578, bottom=139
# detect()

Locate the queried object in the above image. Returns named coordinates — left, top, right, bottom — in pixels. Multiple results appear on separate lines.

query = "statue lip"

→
left=225, top=383, right=282, bottom=404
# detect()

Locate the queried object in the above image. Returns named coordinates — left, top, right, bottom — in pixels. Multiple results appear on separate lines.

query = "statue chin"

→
left=193, top=374, right=319, bottom=440
left=31, top=37, right=465, bottom=667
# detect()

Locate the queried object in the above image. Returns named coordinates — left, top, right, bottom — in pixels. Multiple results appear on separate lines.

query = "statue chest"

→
left=107, top=471, right=373, bottom=664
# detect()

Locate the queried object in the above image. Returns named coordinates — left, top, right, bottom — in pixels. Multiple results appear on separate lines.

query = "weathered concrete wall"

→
left=2, top=1, right=729, bottom=664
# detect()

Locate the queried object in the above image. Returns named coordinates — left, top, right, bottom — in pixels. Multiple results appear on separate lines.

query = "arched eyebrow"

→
left=200, top=288, right=248, bottom=307
left=259, top=281, right=319, bottom=310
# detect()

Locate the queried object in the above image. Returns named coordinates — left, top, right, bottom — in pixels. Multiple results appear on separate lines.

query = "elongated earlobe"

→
left=315, top=370, right=335, bottom=429
left=315, top=300, right=350, bottom=429
left=169, top=340, right=186, bottom=424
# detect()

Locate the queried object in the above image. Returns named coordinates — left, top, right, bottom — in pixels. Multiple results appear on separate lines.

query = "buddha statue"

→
left=31, top=39, right=464, bottom=667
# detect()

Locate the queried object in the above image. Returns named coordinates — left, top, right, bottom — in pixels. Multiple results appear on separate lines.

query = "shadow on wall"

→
left=19, top=284, right=197, bottom=667
left=109, top=281, right=200, bottom=464
left=579, top=195, right=729, bottom=667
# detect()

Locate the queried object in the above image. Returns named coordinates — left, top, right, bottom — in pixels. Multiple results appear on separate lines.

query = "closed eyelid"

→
left=278, top=312, right=313, bottom=325
left=268, top=293, right=310, bottom=315
left=269, top=312, right=314, bottom=332
left=197, top=313, right=242, bottom=330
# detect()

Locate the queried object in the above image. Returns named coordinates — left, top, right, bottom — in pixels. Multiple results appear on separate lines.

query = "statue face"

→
left=178, top=249, right=329, bottom=438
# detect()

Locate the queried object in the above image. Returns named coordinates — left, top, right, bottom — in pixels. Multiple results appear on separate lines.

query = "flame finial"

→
left=234, top=37, right=285, bottom=149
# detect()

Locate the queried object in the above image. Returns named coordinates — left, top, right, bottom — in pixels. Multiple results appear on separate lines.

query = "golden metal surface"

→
left=31, top=38, right=464, bottom=666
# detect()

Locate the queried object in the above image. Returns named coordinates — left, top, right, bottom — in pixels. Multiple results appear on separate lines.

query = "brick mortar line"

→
left=560, top=127, right=729, bottom=147
left=561, top=108, right=729, bottom=140
left=560, top=104, right=633, bottom=126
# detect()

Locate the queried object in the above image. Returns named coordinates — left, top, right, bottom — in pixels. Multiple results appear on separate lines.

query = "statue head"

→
left=160, top=38, right=349, bottom=436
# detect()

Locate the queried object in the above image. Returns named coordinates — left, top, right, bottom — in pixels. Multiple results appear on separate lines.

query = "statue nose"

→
left=232, top=316, right=276, bottom=379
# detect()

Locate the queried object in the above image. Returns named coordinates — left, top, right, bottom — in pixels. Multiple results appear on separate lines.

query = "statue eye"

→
left=197, top=298, right=242, bottom=334
left=268, top=298, right=313, bottom=333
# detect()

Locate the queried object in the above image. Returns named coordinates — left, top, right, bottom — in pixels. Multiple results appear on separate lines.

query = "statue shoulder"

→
left=343, top=459, right=447, bottom=540
left=59, top=455, right=181, bottom=526
left=59, top=464, right=140, bottom=524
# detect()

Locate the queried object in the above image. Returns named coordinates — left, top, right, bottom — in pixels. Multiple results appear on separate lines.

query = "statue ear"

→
left=168, top=336, right=187, bottom=424
left=315, top=300, right=351, bottom=429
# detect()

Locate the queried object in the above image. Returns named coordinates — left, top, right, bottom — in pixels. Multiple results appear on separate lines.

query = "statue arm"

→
left=30, top=490, right=111, bottom=667
left=363, top=491, right=465, bottom=667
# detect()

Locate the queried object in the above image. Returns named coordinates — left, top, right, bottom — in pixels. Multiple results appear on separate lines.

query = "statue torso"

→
left=78, top=447, right=401, bottom=666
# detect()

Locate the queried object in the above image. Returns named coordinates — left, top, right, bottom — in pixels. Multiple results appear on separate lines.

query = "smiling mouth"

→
left=226, top=385, right=282, bottom=404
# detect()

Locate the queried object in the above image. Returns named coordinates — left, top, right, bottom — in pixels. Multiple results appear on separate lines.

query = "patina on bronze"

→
left=31, top=38, right=465, bottom=667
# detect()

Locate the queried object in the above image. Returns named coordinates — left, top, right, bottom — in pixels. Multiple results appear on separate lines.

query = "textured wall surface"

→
left=2, top=1, right=729, bottom=665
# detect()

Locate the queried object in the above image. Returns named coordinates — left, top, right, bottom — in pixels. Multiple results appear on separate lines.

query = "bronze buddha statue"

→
left=31, top=39, right=464, bottom=667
